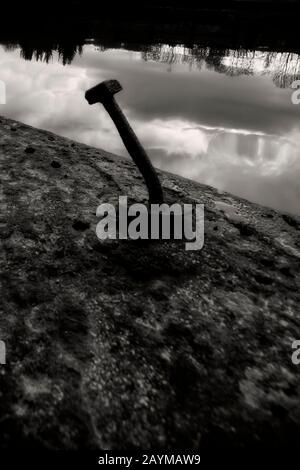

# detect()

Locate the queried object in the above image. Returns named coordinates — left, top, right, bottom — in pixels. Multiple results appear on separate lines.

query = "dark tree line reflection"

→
left=141, top=44, right=300, bottom=88
left=2, top=39, right=83, bottom=66
left=2, top=38, right=300, bottom=88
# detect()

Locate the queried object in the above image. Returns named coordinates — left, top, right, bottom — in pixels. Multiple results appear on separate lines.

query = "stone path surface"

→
left=0, top=116, right=299, bottom=450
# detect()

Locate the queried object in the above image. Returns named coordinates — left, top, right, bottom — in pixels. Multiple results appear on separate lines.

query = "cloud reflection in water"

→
left=0, top=44, right=299, bottom=215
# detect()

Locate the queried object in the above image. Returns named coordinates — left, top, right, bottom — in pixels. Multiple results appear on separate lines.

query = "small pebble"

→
left=72, top=220, right=90, bottom=231
left=24, top=146, right=35, bottom=154
left=51, top=160, right=61, bottom=168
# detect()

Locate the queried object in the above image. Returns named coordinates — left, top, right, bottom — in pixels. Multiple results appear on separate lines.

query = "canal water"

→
left=0, top=42, right=300, bottom=215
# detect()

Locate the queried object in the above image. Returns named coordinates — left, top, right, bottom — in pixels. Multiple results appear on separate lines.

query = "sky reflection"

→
left=0, top=44, right=299, bottom=215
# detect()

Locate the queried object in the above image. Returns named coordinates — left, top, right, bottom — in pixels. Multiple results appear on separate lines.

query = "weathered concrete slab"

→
left=0, top=116, right=299, bottom=450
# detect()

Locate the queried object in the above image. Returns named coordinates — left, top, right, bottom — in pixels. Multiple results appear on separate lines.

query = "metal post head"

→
left=85, top=79, right=122, bottom=105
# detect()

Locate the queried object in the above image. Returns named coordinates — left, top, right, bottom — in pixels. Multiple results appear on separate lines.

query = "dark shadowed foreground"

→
left=0, top=116, right=299, bottom=451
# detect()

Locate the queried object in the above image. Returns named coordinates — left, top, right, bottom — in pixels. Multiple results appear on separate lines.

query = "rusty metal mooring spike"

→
left=85, top=79, right=164, bottom=204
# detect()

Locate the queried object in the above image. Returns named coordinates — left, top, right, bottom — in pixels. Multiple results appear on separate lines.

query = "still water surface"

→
left=0, top=43, right=300, bottom=215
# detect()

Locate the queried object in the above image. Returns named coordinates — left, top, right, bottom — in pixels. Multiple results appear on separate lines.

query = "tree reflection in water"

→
left=1, top=38, right=300, bottom=88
